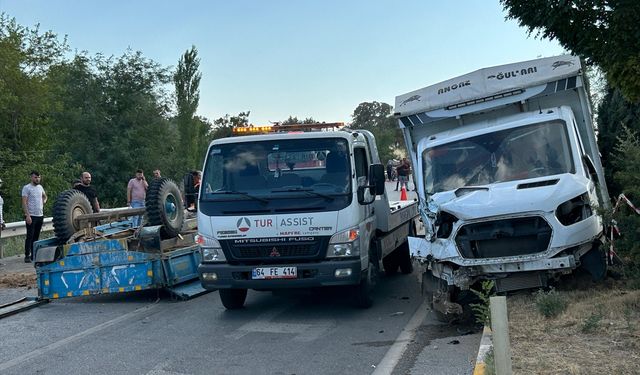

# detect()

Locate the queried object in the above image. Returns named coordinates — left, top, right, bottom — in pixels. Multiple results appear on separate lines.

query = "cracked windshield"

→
left=422, top=121, right=574, bottom=194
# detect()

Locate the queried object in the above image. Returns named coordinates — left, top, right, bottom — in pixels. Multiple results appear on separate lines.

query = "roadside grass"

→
left=509, top=285, right=640, bottom=374
left=0, top=233, right=54, bottom=258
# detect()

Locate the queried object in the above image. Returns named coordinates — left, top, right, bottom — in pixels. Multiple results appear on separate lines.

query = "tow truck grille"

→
left=455, top=217, right=552, bottom=259
left=220, top=237, right=329, bottom=262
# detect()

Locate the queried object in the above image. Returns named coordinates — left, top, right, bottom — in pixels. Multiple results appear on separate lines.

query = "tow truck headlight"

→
left=327, top=228, right=360, bottom=258
left=196, top=234, right=226, bottom=262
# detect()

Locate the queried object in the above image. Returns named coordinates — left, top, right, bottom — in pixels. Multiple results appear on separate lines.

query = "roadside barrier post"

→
left=490, top=296, right=513, bottom=375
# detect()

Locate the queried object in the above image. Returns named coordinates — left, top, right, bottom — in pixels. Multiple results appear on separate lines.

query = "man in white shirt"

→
left=22, top=171, right=47, bottom=263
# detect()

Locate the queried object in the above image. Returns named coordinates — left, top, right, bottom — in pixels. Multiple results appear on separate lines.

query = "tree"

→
left=501, top=0, right=640, bottom=102
left=350, top=102, right=405, bottom=162
left=174, top=46, right=202, bottom=169
left=596, top=86, right=640, bottom=198
left=281, top=116, right=317, bottom=125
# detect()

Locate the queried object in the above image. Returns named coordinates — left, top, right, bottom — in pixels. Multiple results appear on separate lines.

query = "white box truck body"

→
left=394, top=55, right=609, bottom=320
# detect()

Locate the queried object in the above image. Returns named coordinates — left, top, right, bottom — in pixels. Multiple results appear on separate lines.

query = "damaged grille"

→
left=455, top=217, right=552, bottom=258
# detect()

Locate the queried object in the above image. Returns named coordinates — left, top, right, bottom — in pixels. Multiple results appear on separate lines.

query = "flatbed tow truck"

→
left=0, top=178, right=206, bottom=319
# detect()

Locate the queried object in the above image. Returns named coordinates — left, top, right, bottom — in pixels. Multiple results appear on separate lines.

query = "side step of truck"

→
left=165, top=279, right=209, bottom=300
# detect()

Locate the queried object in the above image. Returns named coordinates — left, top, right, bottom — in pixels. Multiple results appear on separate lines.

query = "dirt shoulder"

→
left=508, top=283, right=640, bottom=374
left=0, top=255, right=37, bottom=289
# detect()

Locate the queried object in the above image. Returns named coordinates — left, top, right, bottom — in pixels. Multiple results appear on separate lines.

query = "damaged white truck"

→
left=395, top=55, right=610, bottom=321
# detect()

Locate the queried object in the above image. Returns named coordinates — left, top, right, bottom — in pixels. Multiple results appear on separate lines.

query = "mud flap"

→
left=164, top=279, right=209, bottom=300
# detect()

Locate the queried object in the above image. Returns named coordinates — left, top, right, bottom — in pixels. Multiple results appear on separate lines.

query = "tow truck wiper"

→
left=270, top=187, right=335, bottom=201
left=210, top=191, right=269, bottom=204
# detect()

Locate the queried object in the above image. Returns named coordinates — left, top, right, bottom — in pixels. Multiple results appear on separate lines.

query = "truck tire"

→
left=52, top=189, right=93, bottom=242
left=354, top=244, right=379, bottom=308
left=398, top=241, right=414, bottom=274
left=383, top=253, right=399, bottom=276
left=579, top=243, right=607, bottom=282
left=219, top=288, right=247, bottom=309
left=145, top=178, right=184, bottom=238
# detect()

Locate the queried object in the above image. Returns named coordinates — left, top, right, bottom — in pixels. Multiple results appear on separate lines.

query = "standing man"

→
left=127, top=169, right=148, bottom=227
left=153, top=169, right=162, bottom=179
left=75, top=171, right=100, bottom=213
left=396, top=158, right=410, bottom=191
left=22, top=171, right=47, bottom=263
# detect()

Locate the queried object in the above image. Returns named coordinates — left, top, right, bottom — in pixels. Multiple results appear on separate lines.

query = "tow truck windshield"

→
left=200, top=137, right=352, bottom=215
left=422, top=121, right=575, bottom=194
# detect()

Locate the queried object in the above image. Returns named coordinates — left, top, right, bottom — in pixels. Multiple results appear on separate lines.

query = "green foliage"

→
left=281, top=116, right=317, bottom=125
left=470, top=280, right=496, bottom=326
left=607, top=125, right=640, bottom=277
left=350, top=101, right=405, bottom=162
left=534, top=288, right=568, bottom=318
left=501, top=0, right=640, bottom=102
left=174, top=45, right=203, bottom=169
left=484, top=348, right=496, bottom=375
left=580, top=304, right=604, bottom=333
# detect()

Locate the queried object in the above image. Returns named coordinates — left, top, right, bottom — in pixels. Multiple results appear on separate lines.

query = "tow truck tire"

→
left=145, top=178, right=184, bottom=238
left=219, top=288, right=247, bottom=309
left=383, top=251, right=399, bottom=276
left=354, top=244, right=379, bottom=308
left=398, top=242, right=414, bottom=274
left=52, top=189, right=93, bottom=242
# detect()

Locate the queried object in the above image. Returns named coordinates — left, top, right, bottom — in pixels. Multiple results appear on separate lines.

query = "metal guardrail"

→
left=0, top=207, right=128, bottom=257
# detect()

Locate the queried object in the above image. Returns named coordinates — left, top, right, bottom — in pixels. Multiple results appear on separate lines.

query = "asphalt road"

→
left=0, top=182, right=479, bottom=375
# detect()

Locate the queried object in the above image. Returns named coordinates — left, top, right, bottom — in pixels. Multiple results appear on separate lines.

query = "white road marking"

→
left=372, top=299, right=429, bottom=375
left=0, top=303, right=160, bottom=372
left=227, top=302, right=335, bottom=342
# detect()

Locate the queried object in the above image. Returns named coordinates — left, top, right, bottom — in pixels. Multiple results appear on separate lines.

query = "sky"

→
left=0, top=0, right=566, bottom=125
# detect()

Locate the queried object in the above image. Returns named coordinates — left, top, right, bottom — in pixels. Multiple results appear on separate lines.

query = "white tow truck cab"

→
left=395, top=55, right=610, bottom=321
left=197, top=123, right=418, bottom=309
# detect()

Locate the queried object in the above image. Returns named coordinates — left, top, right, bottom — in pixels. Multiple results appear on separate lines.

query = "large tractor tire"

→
left=52, top=189, right=93, bottom=242
left=145, top=178, right=184, bottom=238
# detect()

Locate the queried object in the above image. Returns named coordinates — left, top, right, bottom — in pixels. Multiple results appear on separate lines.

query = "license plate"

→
left=252, top=266, right=297, bottom=280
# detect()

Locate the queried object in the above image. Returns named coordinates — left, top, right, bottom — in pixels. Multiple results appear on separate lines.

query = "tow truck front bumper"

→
left=198, top=259, right=362, bottom=290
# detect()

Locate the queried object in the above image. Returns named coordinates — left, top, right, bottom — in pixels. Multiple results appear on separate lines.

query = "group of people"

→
left=386, top=158, right=413, bottom=191
left=0, top=168, right=164, bottom=263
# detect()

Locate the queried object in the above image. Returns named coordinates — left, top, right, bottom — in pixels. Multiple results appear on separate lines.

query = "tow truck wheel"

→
left=354, top=245, right=379, bottom=308
left=145, top=178, right=184, bottom=238
left=398, top=242, right=413, bottom=274
left=52, top=189, right=93, bottom=242
left=219, top=288, right=247, bottom=309
left=383, top=251, right=399, bottom=276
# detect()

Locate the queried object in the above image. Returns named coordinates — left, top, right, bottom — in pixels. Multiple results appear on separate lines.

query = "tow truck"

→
left=197, top=123, right=419, bottom=308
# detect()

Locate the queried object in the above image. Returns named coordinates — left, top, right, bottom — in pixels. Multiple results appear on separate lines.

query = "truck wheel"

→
left=398, top=242, right=413, bottom=274
left=52, top=189, right=93, bottom=242
left=383, top=251, right=399, bottom=276
left=580, top=243, right=607, bottom=282
left=354, top=246, right=379, bottom=308
left=219, top=289, right=247, bottom=309
left=145, top=178, right=184, bottom=238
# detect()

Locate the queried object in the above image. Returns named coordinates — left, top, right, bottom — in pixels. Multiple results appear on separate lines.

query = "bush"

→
left=581, top=304, right=604, bottom=333
left=534, top=288, right=568, bottom=318
left=470, top=280, right=496, bottom=326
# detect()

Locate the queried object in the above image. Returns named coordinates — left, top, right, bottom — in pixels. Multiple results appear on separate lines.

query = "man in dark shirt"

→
left=75, top=171, right=100, bottom=213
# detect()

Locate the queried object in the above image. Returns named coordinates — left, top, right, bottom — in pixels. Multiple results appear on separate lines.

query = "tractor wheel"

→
left=145, top=178, right=184, bottom=238
left=52, top=189, right=93, bottom=242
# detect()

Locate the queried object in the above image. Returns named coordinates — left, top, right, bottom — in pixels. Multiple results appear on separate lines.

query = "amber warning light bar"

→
left=232, top=122, right=345, bottom=135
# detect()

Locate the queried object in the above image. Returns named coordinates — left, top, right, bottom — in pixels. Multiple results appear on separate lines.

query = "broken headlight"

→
left=435, top=211, right=458, bottom=238
left=555, top=192, right=593, bottom=226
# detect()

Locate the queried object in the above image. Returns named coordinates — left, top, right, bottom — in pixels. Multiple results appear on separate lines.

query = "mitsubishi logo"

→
left=270, top=247, right=281, bottom=257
